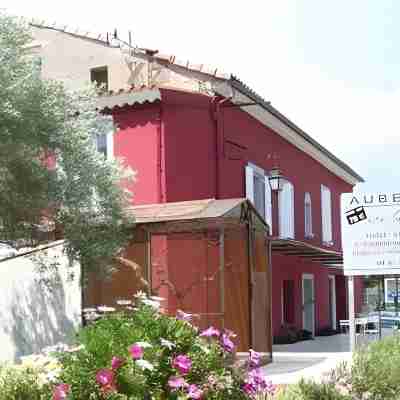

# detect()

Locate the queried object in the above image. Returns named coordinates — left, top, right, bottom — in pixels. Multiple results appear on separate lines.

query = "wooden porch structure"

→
left=84, top=198, right=272, bottom=356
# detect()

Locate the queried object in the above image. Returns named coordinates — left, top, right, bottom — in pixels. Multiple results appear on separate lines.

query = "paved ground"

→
left=262, top=334, right=354, bottom=384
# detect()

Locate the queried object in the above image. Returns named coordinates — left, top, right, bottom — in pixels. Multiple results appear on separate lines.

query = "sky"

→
left=2, top=0, right=399, bottom=192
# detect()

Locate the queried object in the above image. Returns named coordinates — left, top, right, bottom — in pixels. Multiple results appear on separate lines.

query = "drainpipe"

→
left=211, top=95, right=233, bottom=199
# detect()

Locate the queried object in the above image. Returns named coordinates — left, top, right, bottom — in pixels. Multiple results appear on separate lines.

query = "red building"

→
left=95, top=67, right=363, bottom=342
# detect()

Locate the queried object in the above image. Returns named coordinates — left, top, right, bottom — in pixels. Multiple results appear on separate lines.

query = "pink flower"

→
left=199, top=326, right=220, bottom=338
left=221, top=333, right=235, bottom=353
left=96, top=368, right=114, bottom=386
left=187, top=384, right=203, bottom=399
left=168, top=376, right=188, bottom=390
left=249, top=349, right=261, bottom=368
left=172, top=354, right=192, bottom=375
left=243, top=368, right=276, bottom=396
left=176, top=309, right=193, bottom=322
left=129, top=343, right=144, bottom=359
left=96, top=369, right=116, bottom=393
left=52, top=383, right=70, bottom=400
left=111, top=356, right=124, bottom=370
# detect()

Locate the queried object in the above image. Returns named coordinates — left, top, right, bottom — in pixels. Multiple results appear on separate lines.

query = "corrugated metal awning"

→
left=271, top=238, right=343, bottom=268
left=96, top=87, right=161, bottom=110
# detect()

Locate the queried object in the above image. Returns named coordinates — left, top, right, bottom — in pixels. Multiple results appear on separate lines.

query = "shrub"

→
left=275, top=379, right=351, bottom=400
left=53, top=293, right=276, bottom=399
left=0, top=358, right=54, bottom=400
left=350, top=333, right=400, bottom=399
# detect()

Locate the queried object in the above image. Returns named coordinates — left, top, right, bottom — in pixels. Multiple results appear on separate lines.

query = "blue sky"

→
left=2, top=0, right=398, bottom=193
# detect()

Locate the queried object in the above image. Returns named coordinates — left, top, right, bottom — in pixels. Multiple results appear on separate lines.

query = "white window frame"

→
left=321, top=184, right=333, bottom=245
left=245, top=162, right=272, bottom=233
left=304, top=192, right=314, bottom=239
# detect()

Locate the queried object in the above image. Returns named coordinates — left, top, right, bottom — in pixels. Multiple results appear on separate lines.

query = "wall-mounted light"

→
left=268, top=166, right=284, bottom=192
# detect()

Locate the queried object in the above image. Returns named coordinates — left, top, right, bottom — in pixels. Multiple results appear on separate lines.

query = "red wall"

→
left=113, top=104, right=162, bottom=205
left=111, top=89, right=359, bottom=339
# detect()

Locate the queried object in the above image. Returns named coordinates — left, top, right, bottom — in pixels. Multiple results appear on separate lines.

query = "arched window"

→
left=304, top=192, right=313, bottom=238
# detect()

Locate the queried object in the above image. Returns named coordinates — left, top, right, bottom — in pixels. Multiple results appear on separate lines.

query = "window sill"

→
left=322, top=241, right=334, bottom=247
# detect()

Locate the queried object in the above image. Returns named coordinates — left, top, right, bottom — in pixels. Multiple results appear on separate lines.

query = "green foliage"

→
left=275, top=380, right=350, bottom=400
left=0, top=365, right=51, bottom=400
left=350, top=334, right=400, bottom=399
left=0, top=11, right=134, bottom=274
left=57, top=300, right=252, bottom=399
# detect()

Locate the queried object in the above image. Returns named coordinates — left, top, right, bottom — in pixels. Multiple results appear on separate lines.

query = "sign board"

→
left=341, top=192, right=400, bottom=275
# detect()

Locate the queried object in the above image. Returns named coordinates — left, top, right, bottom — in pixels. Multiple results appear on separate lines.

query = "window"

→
left=278, top=180, right=295, bottom=238
left=245, top=163, right=272, bottom=232
left=94, top=132, right=114, bottom=160
left=304, top=192, right=313, bottom=238
left=321, top=184, right=333, bottom=244
left=90, top=66, right=108, bottom=91
left=282, top=280, right=295, bottom=324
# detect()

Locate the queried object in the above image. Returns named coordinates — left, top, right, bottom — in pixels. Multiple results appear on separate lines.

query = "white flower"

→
left=135, top=359, right=154, bottom=371
left=97, top=305, right=116, bottom=312
left=160, top=338, right=175, bottom=349
left=135, top=341, right=152, bottom=348
left=141, top=298, right=161, bottom=310
left=116, top=299, right=132, bottom=305
left=82, top=307, right=97, bottom=313
left=149, top=295, right=165, bottom=302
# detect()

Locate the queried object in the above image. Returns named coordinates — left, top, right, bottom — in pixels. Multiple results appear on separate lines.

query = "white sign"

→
left=341, top=192, right=400, bottom=275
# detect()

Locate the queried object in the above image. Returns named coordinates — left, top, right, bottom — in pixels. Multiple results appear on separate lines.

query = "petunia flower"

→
left=248, top=349, right=261, bottom=368
left=187, top=384, right=203, bottom=399
left=129, top=343, right=144, bottom=359
left=96, top=369, right=114, bottom=386
left=221, top=333, right=235, bottom=353
left=52, top=383, right=70, bottom=400
left=111, top=356, right=124, bottom=370
left=176, top=309, right=193, bottom=322
left=172, top=354, right=192, bottom=375
left=160, top=338, right=175, bottom=349
left=199, top=326, right=220, bottom=338
left=168, top=376, right=188, bottom=390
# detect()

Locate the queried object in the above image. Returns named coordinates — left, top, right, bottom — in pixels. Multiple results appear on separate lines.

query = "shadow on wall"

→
left=3, top=275, right=76, bottom=361
left=0, top=246, right=81, bottom=362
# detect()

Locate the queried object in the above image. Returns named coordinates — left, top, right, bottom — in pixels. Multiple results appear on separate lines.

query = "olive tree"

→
left=0, top=12, right=135, bottom=276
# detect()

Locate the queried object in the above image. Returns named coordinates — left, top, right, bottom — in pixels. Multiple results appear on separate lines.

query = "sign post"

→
left=341, top=192, right=400, bottom=350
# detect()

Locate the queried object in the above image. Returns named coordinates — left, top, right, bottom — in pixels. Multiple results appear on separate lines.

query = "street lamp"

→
left=268, top=166, right=284, bottom=192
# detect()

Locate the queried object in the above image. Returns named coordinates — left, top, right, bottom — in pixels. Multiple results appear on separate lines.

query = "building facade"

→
left=31, top=22, right=364, bottom=342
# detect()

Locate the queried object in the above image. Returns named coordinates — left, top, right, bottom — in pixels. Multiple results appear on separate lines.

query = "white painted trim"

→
left=302, top=273, right=315, bottom=336
left=328, top=275, right=337, bottom=330
left=229, top=90, right=360, bottom=186
left=106, top=130, right=114, bottom=160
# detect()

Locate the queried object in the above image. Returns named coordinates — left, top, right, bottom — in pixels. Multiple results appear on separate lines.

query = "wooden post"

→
left=219, top=228, right=225, bottom=329
left=348, top=275, right=356, bottom=352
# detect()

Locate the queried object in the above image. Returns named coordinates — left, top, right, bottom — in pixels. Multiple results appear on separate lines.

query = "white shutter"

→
left=304, top=192, right=313, bottom=237
left=106, top=131, right=114, bottom=160
left=265, top=175, right=272, bottom=234
left=245, top=165, right=254, bottom=204
left=321, top=185, right=333, bottom=243
left=279, top=181, right=295, bottom=239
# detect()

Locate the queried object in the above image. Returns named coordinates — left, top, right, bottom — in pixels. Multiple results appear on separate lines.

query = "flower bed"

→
left=2, top=292, right=277, bottom=399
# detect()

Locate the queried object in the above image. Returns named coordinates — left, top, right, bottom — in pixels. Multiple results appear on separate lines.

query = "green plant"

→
left=54, top=293, right=276, bottom=399
left=350, top=334, right=400, bottom=399
left=275, top=379, right=351, bottom=400
left=0, top=364, right=52, bottom=400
